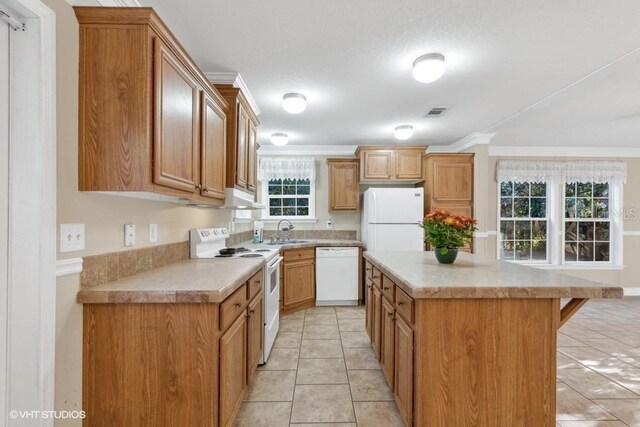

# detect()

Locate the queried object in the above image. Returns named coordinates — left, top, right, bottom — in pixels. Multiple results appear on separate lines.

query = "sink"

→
left=266, top=239, right=317, bottom=245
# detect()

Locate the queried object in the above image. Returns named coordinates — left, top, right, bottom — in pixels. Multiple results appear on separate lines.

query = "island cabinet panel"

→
left=281, top=257, right=315, bottom=314
left=380, top=296, right=396, bottom=387
left=371, top=285, right=383, bottom=360
left=414, top=298, right=559, bottom=427
left=220, top=311, right=248, bottom=427
left=246, top=291, right=264, bottom=384
left=200, top=90, right=227, bottom=200
left=365, top=277, right=374, bottom=339
left=83, top=303, right=219, bottom=427
left=394, top=314, right=414, bottom=427
left=327, top=158, right=360, bottom=211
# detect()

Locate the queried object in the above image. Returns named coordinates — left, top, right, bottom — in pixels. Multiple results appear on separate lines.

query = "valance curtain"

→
left=258, top=157, right=316, bottom=182
left=496, top=160, right=627, bottom=184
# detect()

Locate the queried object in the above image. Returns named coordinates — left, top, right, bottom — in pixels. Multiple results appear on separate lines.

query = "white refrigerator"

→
left=361, top=188, right=424, bottom=251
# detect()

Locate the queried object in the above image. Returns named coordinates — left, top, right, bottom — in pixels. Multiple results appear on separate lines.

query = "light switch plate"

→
left=124, top=224, right=136, bottom=247
left=60, top=224, right=85, bottom=252
left=149, top=224, right=158, bottom=243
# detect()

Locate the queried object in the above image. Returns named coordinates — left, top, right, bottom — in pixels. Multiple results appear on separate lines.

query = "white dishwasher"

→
left=315, top=247, right=359, bottom=306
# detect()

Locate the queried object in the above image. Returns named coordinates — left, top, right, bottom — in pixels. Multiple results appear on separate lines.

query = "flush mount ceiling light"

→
left=412, top=53, right=446, bottom=83
left=271, top=133, right=289, bottom=146
left=394, top=125, right=414, bottom=140
left=282, top=93, right=307, bottom=114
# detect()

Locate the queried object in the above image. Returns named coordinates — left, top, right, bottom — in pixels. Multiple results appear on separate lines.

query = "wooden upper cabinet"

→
left=214, top=85, right=260, bottom=195
left=74, top=7, right=228, bottom=205
left=200, top=90, right=227, bottom=200
left=327, top=158, right=359, bottom=211
left=356, top=146, right=425, bottom=182
left=153, top=41, right=200, bottom=193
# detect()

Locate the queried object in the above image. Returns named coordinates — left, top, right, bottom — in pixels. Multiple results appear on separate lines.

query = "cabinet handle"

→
left=246, top=313, right=251, bottom=318
left=387, top=312, right=394, bottom=318
left=203, top=187, right=209, bottom=193
left=373, top=275, right=380, bottom=279
left=235, top=302, right=242, bottom=308
left=367, top=284, right=373, bottom=289
left=249, top=309, right=255, bottom=314
left=398, top=301, right=404, bottom=306
left=195, top=184, right=202, bottom=190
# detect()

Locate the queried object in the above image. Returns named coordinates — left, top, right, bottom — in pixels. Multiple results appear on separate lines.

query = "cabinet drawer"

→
left=395, top=287, right=414, bottom=324
left=283, top=247, right=315, bottom=262
left=372, top=267, right=382, bottom=289
left=365, top=261, right=374, bottom=280
left=247, top=270, right=263, bottom=301
left=381, top=275, right=395, bottom=302
left=220, top=283, right=248, bottom=331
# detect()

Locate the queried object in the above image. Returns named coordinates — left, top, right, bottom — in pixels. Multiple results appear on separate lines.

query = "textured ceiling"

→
left=132, top=0, right=640, bottom=148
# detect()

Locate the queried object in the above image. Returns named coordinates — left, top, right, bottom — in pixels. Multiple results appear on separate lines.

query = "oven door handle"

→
left=267, top=255, right=283, bottom=272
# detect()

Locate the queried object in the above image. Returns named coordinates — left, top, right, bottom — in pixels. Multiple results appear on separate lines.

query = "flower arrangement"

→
left=420, top=210, right=477, bottom=261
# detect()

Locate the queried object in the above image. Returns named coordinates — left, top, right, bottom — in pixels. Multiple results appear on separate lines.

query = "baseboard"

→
left=624, top=287, right=640, bottom=296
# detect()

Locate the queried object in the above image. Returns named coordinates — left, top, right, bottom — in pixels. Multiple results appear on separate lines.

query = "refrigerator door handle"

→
left=371, top=190, right=377, bottom=223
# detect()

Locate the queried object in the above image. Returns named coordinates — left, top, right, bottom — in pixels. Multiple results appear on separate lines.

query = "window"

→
left=564, top=182, right=611, bottom=262
left=263, top=178, right=315, bottom=219
left=499, top=182, right=548, bottom=261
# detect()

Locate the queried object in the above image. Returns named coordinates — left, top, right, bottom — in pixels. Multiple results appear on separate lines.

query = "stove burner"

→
left=254, top=249, right=272, bottom=253
left=215, top=254, right=233, bottom=258
left=240, top=253, right=264, bottom=258
left=235, top=247, right=250, bottom=253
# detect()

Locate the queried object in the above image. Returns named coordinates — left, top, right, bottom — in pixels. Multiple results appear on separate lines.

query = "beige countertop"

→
left=77, top=239, right=362, bottom=304
left=364, top=251, right=624, bottom=299
left=77, top=258, right=265, bottom=304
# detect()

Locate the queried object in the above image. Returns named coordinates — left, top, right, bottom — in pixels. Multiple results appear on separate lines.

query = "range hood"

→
left=217, top=188, right=264, bottom=210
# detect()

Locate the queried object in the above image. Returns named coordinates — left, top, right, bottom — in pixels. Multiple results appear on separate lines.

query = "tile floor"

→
left=233, top=298, right=640, bottom=427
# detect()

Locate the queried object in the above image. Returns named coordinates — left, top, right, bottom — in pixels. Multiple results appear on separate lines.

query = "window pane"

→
left=566, top=183, right=576, bottom=197
left=595, top=242, right=610, bottom=262
left=297, top=185, right=311, bottom=195
left=500, top=241, right=515, bottom=260
left=515, top=221, right=531, bottom=239
left=593, top=183, right=609, bottom=197
left=577, top=198, right=593, bottom=218
left=565, top=222, right=578, bottom=241
left=532, top=241, right=547, bottom=260
left=594, top=199, right=609, bottom=218
left=297, top=198, right=309, bottom=207
left=514, top=182, right=529, bottom=197
left=530, top=198, right=546, bottom=218
left=500, top=198, right=513, bottom=217
left=269, top=179, right=282, bottom=185
left=269, top=185, right=282, bottom=195
left=282, top=198, right=295, bottom=207
left=297, top=178, right=311, bottom=186
left=283, top=178, right=295, bottom=185
left=532, top=221, right=547, bottom=240
left=577, top=182, right=592, bottom=197
left=269, top=198, right=281, bottom=207
left=579, top=222, right=594, bottom=241
left=531, top=183, right=546, bottom=197
left=269, top=208, right=282, bottom=216
left=515, top=241, right=531, bottom=260
left=595, top=222, right=610, bottom=241
left=578, top=242, right=594, bottom=261
left=283, top=185, right=296, bottom=195
left=500, top=221, right=515, bottom=240
left=296, top=207, right=309, bottom=216
left=564, top=242, right=578, bottom=261
left=500, top=182, right=513, bottom=196
left=283, top=207, right=296, bottom=216
left=514, top=198, right=530, bottom=217
left=565, top=198, right=576, bottom=218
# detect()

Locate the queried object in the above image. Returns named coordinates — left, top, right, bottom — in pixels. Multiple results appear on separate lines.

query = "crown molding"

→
left=205, top=72, right=261, bottom=116
left=258, top=144, right=358, bottom=157
left=488, top=146, right=640, bottom=158
left=427, top=132, right=496, bottom=153
left=56, top=258, right=84, bottom=278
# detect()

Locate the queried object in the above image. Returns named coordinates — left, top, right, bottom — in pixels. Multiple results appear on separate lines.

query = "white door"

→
left=0, top=15, right=10, bottom=422
left=367, top=188, right=423, bottom=224
left=367, top=224, right=424, bottom=251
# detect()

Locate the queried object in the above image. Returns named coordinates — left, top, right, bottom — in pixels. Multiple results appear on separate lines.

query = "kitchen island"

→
left=362, top=251, right=623, bottom=427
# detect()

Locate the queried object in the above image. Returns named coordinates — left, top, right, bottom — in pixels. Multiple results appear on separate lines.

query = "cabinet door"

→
left=246, top=120, right=257, bottom=193
left=394, top=315, right=414, bottom=427
left=329, top=161, right=359, bottom=210
left=235, top=102, right=249, bottom=188
left=219, top=313, right=247, bottom=427
left=282, top=259, right=315, bottom=310
left=365, top=278, right=374, bottom=340
left=372, top=286, right=382, bottom=360
left=380, top=297, right=395, bottom=388
left=362, top=150, right=393, bottom=180
left=200, top=91, right=226, bottom=200
left=432, top=160, right=473, bottom=202
left=395, top=150, right=423, bottom=180
left=154, top=41, right=200, bottom=193
left=247, top=291, right=264, bottom=384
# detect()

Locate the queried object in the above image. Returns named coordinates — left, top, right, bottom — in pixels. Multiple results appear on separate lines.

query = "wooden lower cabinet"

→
left=372, top=285, right=383, bottom=360
left=380, top=296, right=395, bottom=387
left=365, top=278, right=374, bottom=339
left=219, top=311, right=247, bottom=427
left=281, top=252, right=315, bottom=314
left=394, top=314, right=414, bottom=426
left=246, top=292, right=264, bottom=384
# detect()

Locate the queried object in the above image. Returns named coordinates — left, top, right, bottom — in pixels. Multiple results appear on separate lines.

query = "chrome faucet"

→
left=276, top=219, right=295, bottom=242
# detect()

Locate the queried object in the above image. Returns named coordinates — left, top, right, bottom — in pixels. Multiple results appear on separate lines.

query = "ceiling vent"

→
left=424, top=106, right=450, bottom=118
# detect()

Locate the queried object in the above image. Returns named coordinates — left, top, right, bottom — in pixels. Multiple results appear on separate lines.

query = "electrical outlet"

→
left=149, top=224, right=158, bottom=243
left=60, top=224, right=85, bottom=252
left=326, top=219, right=333, bottom=230
left=124, top=224, right=136, bottom=247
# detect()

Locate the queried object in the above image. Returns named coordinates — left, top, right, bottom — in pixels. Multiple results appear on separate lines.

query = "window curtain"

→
left=496, top=160, right=627, bottom=184
left=258, top=157, right=316, bottom=182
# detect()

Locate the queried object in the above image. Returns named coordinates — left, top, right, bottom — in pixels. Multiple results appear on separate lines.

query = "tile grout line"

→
left=288, top=308, right=305, bottom=426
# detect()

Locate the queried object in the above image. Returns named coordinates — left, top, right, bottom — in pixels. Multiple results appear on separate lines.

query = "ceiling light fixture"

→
left=412, top=53, right=446, bottom=83
left=271, top=133, right=289, bottom=146
left=282, top=93, right=307, bottom=114
left=394, top=125, right=414, bottom=141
